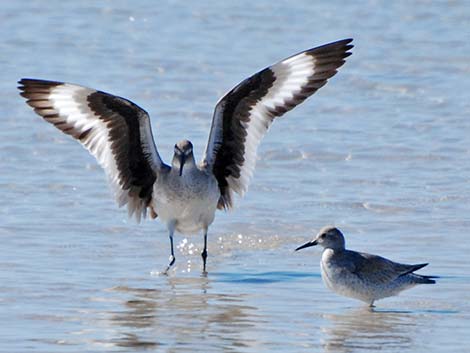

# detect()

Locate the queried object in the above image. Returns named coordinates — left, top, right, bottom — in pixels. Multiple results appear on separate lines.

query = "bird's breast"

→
left=320, top=249, right=370, bottom=301
left=152, top=169, right=220, bottom=233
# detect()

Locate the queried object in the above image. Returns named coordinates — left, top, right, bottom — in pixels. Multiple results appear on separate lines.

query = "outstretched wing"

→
left=202, top=39, right=353, bottom=209
left=18, top=78, right=168, bottom=222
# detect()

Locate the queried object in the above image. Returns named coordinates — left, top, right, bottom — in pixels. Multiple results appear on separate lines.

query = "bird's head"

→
left=173, top=139, right=194, bottom=176
left=296, top=226, right=346, bottom=251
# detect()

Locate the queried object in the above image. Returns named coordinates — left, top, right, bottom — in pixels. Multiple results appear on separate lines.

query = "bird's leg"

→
left=369, top=301, right=375, bottom=308
left=201, top=227, right=208, bottom=273
left=163, top=223, right=176, bottom=274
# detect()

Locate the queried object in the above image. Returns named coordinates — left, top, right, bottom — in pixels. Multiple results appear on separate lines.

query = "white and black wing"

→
left=18, top=79, right=168, bottom=222
left=203, top=39, right=353, bottom=209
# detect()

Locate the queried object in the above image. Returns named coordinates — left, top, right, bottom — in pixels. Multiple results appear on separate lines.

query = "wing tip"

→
left=413, top=262, right=429, bottom=271
left=18, top=78, right=63, bottom=94
left=308, top=38, right=354, bottom=57
left=401, top=262, right=430, bottom=277
left=322, top=37, right=354, bottom=47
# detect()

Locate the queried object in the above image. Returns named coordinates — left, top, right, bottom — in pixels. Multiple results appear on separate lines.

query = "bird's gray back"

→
left=321, top=249, right=431, bottom=303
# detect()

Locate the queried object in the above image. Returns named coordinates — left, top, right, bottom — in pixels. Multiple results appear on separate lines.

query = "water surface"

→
left=1, top=1, right=470, bottom=352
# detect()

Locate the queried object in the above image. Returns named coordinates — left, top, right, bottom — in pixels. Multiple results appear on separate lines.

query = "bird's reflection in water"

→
left=321, top=307, right=416, bottom=352
left=103, top=276, right=259, bottom=351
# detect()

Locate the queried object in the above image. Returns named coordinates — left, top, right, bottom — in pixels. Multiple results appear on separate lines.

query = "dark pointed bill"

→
left=179, top=154, right=186, bottom=176
left=295, top=239, right=318, bottom=251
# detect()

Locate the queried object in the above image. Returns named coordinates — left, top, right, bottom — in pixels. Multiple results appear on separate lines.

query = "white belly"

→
left=321, top=262, right=371, bottom=303
left=321, top=250, right=375, bottom=303
left=152, top=170, right=220, bottom=234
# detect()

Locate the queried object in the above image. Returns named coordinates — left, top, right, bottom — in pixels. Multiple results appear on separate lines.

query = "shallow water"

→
left=1, top=1, right=470, bottom=352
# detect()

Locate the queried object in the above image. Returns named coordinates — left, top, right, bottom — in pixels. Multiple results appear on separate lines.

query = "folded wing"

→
left=18, top=78, right=167, bottom=221
left=202, top=39, right=353, bottom=209
left=351, top=251, right=429, bottom=284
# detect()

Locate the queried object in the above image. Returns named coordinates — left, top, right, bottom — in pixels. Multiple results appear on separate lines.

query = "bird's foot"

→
left=162, top=255, right=176, bottom=275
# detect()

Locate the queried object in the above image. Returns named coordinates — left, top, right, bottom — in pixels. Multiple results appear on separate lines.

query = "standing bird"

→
left=296, top=226, right=436, bottom=306
left=18, top=39, right=353, bottom=273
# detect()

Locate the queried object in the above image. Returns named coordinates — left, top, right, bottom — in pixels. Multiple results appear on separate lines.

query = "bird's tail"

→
left=400, top=263, right=438, bottom=284
left=410, top=273, right=438, bottom=284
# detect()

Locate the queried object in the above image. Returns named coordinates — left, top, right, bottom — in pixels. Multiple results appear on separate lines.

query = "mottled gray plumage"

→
left=296, top=226, right=436, bottom=306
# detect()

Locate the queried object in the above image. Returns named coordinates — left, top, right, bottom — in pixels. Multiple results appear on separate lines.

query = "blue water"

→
left=1, top=1, right=470, bottom=352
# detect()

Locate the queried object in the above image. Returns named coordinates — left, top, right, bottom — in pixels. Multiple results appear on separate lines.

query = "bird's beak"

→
left=295, top=239, right=318, bottom=251
left=178, top=154, right=186, bottom=176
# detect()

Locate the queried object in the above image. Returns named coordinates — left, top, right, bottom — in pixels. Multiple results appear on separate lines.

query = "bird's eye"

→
left=320, top=234, right=326, bottom=239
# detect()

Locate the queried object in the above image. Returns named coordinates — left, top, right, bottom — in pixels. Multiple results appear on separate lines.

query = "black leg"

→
left=201, top=228, right=208, bottom=273
left=163, top=228, right=176, bottom=274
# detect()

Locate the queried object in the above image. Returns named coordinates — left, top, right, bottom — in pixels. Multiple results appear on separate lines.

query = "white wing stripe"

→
left=48, top=85, right=121, bottom=192
left=234, top=57, right=316, bottom=192
left=204, top=39, right=353, bottom=209
left=19, top=79, right=163, bottom=222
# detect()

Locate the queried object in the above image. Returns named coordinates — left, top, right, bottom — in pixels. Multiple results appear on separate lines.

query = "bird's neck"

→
left=172, top=156, right=198, bottom=176
left=323, top=246, right=345, bottom=253
left=171, top=154, right=196, bottom=168
left=321, top=248, right=336, bottom=264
